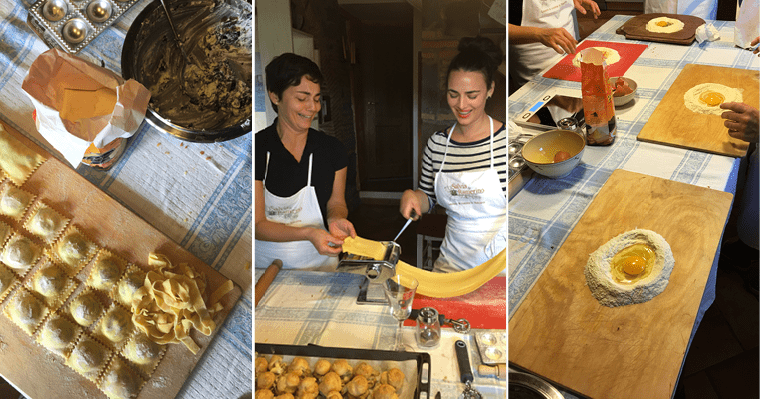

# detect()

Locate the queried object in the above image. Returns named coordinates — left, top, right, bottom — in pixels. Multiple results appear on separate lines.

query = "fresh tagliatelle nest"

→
left=131, top=253, right=234, bottom=354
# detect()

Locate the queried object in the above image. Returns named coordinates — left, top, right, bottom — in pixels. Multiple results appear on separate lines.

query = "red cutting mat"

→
left=404, top=277, right=506, bottom=330
left=543, top=40, right=648, bottom=82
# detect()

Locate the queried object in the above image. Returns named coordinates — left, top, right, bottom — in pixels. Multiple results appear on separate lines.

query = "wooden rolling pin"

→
left=478, top=363, right=506, bottom=380
left=255, top=259, right=283, bottom=306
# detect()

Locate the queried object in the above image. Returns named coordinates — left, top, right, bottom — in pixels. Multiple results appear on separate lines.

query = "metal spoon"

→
left=158, top=0, right=189, bottom=63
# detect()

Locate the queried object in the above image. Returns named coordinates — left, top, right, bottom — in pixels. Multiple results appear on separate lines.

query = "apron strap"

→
left=439, top=116, right=495, bottom=172
left=307, top=153, right=313, bottom=187
left=264, top=151, right=271, bottom=183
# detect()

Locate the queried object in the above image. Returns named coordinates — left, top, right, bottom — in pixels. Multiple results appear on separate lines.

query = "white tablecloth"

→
left=508, top=16, right=758, bottom=398
left=0, top=1, right=253, bottom=398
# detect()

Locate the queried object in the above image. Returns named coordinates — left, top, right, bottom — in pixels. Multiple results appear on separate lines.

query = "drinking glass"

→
left=383, top=274, right=419, bottom=351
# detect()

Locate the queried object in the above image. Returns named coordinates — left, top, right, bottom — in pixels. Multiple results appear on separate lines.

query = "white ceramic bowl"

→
left=610, top=76, right=637, bottom=107
left=521, top=130, right=586, bottom=178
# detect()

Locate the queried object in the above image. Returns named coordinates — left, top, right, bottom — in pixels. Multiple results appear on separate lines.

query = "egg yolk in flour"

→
left=699, top=91, right=725, bottom=107
left=656, top=21, right=671, bottom=27
left=610, top=243, right=656, bottom=284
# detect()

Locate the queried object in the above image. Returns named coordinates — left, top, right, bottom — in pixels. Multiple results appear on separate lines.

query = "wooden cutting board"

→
left=616, top=13, right=704, bottom=45
left=637, top=64, right=758, bottom=157
left=0, top=119, right=242, bottom=399
left=509, top=169, right=733, bottom=399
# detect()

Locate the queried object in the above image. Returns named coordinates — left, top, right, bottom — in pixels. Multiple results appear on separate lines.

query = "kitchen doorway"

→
left=341, top=2, right=415, bottom=195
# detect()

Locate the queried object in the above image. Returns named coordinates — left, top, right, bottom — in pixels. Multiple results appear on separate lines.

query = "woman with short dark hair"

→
left=255, top=53, right=355, bottom=270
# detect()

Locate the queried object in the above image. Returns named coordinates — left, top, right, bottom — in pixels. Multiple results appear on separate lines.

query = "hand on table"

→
left=752, top=37, right=760, bottom=56
left=537, top=27, right=578, bottom=55
left=308, top=228, right=345, bottom=256
left=720, top=102, right=759, bottom=143
left=574, top=0, right=602, bottom=18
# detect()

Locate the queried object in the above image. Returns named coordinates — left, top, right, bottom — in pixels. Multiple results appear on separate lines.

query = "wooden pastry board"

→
left=509, top=169, right=733, bottom=399
left=637, top=64, right=758, bottom=157
left=0, top=119, right=242, bottom=399
left=616, top=13, right=704, bottom=45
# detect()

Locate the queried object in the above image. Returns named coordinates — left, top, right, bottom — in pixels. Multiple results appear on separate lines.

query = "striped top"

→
left=419, top=122, right=507, bottom=208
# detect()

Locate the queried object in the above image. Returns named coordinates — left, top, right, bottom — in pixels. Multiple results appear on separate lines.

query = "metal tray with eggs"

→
left=26, top=0, right=140, bottom=54
left=473, top=329, right=506, bottom=365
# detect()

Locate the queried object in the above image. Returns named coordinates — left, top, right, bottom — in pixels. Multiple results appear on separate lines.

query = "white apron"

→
left=509, top=0, right=576, bottom=86
left=433, top=117, right=507, bottom=273
left=255, top=152, right=338, bottom=270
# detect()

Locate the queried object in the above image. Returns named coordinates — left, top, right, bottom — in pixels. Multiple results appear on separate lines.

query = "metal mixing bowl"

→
left=121, top=0, right=252, bottom=142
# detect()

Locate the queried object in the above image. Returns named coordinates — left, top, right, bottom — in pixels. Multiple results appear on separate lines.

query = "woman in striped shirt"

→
left=400, top=36, right=507, bottom=273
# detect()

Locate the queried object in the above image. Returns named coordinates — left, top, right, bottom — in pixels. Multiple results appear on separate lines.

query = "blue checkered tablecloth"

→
left=509, top=15, right=759, bottom=399
left=254, top=269, right=507, bottom=399
left=0, top=0, right=252, bottom=398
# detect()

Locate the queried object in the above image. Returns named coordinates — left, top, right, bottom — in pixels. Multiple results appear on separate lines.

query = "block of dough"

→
left=98, top=355, right=145, bottom=399
left=1, top=233, right=42, bottom=277
left=95, top=303, right=134, bottom=347
left=24, top=201, right=69, bottom=244
left=0, top=181, right=35, bottom=220
left=65, top=333, right=112, bottom=383
left=3, top=287, right=49, bottom=336
left=0, top=263, right=19, bottom=302
left=87, top=250, right=127, bottom=293
left=69, top=288, right=105, bottom=328
left=36, top=312, right=82, bottom=357
left=121, top=332, right=166, bottom=379
left=0, top=124, right=46, bottom=186
left=50, top=225, right=97, bottom=274
left=59, top=87, right=117, bottom=122
left=113, top=264, right=146, bottom=308
left=27, top=260, right=77, bottom=308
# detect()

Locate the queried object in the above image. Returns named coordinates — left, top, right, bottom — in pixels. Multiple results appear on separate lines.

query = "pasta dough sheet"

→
left=0, top=124, right=46, bottom=186
left=342, top=236, right=506, bottom=298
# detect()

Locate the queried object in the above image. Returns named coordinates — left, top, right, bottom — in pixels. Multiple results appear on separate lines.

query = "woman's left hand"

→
left=329, top=218, right=357, bottom=240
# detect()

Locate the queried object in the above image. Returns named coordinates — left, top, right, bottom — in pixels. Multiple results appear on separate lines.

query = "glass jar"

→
left=416, top=307, right=441, bottom=348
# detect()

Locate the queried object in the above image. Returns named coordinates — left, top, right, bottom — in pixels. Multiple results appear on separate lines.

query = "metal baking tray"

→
left=27, top=0, right=140, bottom=54
left=255, top=343, right=431, bottom=399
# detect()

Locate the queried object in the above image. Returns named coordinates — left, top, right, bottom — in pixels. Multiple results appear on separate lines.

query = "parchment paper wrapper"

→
left=580, top=48, right=617, bottom=146
left=21, top=48, right=150, bottom=168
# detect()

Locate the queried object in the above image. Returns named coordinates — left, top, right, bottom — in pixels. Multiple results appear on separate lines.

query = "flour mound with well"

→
left=585, top=229, right=674, bottom=307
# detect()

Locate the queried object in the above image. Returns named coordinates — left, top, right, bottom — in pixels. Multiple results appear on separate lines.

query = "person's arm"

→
left=508, top=23, right=578, bottom=54
left=255, top=180, right=343, bottom=255
left=720, top=102, right=760, bottom=143
left=326, top=167, right=356, bottom=240
left=752, top=36, right=760, bottom=56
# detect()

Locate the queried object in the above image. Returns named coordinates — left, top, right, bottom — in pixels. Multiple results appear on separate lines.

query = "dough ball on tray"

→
left=257, top=371, right=276, bottom=390
left=255, top=356, right=269, bottom=375
left=319, top=371, right=343, bottom=397
left=379, top=368, right=405, bottom=392
left=371, top=384, right=399, bottom=399
left=313, top=359, right=331, bottom=377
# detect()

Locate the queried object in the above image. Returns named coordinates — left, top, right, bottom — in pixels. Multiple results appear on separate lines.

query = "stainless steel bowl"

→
left=121, top=0, right=252, bottom=142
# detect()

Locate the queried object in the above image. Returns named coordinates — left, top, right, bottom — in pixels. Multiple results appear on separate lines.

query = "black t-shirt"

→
left=509, top=1, right=523, bottom=26
left=255, top=120, right=349, bottom=228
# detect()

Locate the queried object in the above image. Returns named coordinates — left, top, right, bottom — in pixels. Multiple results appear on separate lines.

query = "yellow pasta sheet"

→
left=342, top=236, right=505, bottom=298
